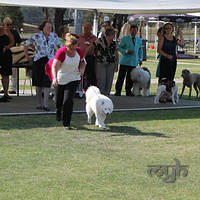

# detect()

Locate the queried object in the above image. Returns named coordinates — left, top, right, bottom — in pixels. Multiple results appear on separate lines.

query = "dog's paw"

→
left=95, top=122, right=99, bottom=126
left=154, top=99, right=159, bottom=104
left=99, top=125, right=106, bottom=129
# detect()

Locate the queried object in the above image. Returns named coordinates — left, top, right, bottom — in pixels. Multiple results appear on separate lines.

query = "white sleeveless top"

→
left=57, top=52, right=80, bottom=85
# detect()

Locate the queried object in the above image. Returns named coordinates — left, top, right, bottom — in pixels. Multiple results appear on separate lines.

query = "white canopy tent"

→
left=2, top=0, right=200, bottom=36
left=1, top=0, right=200, bottom=51
left=1, top=0, right=200, bottom=14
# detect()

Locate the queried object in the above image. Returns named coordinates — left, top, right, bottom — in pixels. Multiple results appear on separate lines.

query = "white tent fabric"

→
left=1, top=0, right=200, bottom=14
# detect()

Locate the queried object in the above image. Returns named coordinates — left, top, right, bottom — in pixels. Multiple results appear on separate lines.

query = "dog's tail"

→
left=142, top=67, right=151, bottom=89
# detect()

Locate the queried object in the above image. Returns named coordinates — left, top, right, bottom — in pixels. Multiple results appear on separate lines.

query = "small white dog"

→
left=154, top=80, right=179, bottom=104
left=85, top=86, right=113, bottom=129
left=130, top=67, right=151, bottom=96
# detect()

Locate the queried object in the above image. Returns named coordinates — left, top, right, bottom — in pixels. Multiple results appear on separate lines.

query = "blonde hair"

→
left=3, top=17, right=12, bottom=25
left=65, top=33, right=78, bottom=46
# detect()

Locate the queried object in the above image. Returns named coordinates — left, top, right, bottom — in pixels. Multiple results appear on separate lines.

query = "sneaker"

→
left=56, top=115, right=61, bottom=121
left=126, top=92, right=134, bottom=96
left=114, top=92, right=121, bottom=96
left=64, top=126, right=71, bottom=130
left=8, top=90, right=16, bottom=94
left=0, top=90, right=4, bottom=94
left=0, top=96, right=9, bottom=102
left=36, top=105, right=43, bottom=110
left=4, top=94, right=12, bottom=99
left=43, top=107, right=50, bottom=111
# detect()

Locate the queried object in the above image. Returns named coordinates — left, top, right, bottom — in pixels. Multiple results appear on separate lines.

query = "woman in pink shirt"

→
left=52, top=33, right=85, bottom=130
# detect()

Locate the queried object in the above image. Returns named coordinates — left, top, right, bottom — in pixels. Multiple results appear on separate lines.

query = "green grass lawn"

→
left=0, top=109, right=200, bottom=200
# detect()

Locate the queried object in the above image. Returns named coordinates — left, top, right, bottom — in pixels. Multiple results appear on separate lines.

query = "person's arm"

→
left=157, top=36, right=173, bottom=60
left=118, top=36, right=133, bottom=55
left=176, top=28, right=184, bottom=47
left=55, top=33, right=63, bottom=48
left=79, top=58, right=87, bottom=76
left=138, top=40, right=143, bottom=66
left=24, top=35, right=35, bottom=61
left=115, top=50, right=119, bottom=72
left=84, top=43, right=94, bottom=57
left=4, top=31, right=14, bottom=49
left=139, top=21, right=143, bottom=38
left=24, top=45, right=32, bottom=61
left=14, top=30, right=22, bottom=46
left=52, top=59, right=62, bottom=87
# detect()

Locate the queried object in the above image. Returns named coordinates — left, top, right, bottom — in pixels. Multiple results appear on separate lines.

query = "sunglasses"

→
left=6, top=24, right=12, bottom=26
left=165, top=27, right=172, bottom=30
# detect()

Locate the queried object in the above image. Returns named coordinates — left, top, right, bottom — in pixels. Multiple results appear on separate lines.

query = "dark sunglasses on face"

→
left=6, top=24, right=12, bottom=26
left=165, top=27, right=172, bottom=30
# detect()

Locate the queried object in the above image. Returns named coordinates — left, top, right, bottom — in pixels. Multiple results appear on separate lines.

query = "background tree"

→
left=54, top=8, right=67, bottom=35
left=0, top=6, right=23, bottom=31
left=20, top=7, right=43, bottom=25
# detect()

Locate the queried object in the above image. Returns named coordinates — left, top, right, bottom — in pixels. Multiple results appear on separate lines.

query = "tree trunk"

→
left=54, top=8, right=66, bottom=35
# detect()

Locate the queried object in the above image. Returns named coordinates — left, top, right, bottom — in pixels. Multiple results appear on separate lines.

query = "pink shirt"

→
left=54, top=46, right=84, bottom=61
left=78, top=33, right=97, bottom=56
left=45, top=46, right=84, bottom=82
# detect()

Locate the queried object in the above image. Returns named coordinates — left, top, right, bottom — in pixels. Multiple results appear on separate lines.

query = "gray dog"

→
left=180, top=69, right=200, bottom=98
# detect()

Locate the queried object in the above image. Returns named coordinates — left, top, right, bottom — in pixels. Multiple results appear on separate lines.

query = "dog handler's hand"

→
left=53, top=78, right=58, bottom=87
left=139, top=60, right=142, bottom=66
left=126, top=50, right=134, bottom=55
left=167, top=55, right=173, bottom=60
left=115, top=64, right=118, bottom=72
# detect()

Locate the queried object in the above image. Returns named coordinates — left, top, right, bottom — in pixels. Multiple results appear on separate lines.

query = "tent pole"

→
left=194, top=22, right=197, bottom=54
left=145, top=22, right=148, bottom=50
left=93, top=10, right=98, bottom=36
left=155, top=21, right=159, bottom=59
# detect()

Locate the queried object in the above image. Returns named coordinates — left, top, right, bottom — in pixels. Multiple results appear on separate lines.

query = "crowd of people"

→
left=0, top=16, right=184, bottom=129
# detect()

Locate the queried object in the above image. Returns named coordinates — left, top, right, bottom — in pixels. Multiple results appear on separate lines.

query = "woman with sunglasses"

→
left=0, top=26, right=14, bottom=102
left=51, top=33, right=86, bottom=130
left=157, top=23, right=184, bottom=83
left=1, top=17, right=22, bottom=95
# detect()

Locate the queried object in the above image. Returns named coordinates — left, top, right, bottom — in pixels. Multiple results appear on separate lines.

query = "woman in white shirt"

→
left=52, top=33, right=85, bottom=130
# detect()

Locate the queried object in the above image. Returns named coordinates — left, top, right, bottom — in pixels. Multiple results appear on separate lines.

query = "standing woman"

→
left=51, top=33, right=85, bottom=130
left=24, top=20, right=62, bottom=111
left=157, top=23, right=184, bottom=82
left=0, top=26, right=14, bottom=102
left=85, top=27, right=119, bottom=96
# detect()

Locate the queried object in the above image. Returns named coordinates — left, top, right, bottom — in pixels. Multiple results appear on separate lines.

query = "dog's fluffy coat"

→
left=154, top=81, right=179, bottom=104
left=85, top=86, right=113, bottom=129
left=180, top=69, right=200, bottom=98
left=130, top=67, right=151, bottom=96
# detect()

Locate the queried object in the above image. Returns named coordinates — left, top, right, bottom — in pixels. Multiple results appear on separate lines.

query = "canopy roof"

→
left=1, top=0, right=200, bottom=14
left=128, top=14, right=200, bottom=23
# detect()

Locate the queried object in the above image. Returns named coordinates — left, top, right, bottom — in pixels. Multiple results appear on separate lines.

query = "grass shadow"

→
left=75, top=123, right=170, bottom=138
left=0, top=108, right=199, bottom=130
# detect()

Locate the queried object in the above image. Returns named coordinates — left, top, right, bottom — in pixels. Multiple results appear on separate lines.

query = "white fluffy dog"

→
left=154, top=81, right=179, bottom=104
left=130, top=67, right=151, bottom=96
left=85, top=86, right=113, bottom=129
